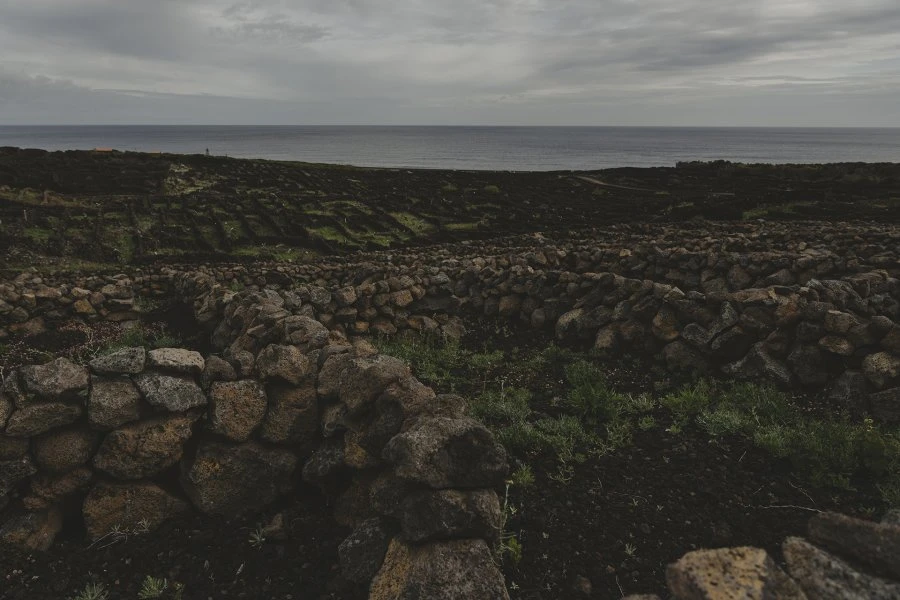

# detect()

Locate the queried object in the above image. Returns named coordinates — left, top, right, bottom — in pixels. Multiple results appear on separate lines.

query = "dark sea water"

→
left=1, top=125, right=898, bottom=171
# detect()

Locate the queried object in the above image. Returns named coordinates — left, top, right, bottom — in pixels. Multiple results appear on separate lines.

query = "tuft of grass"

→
left=138, top=576, right=168, bottom=599
left=661, top=379, right=713, bottom=421
left=509, top=464, right=535, bottom=488
left=373, top=333, right=466, bottom=390
left=72, top=582, right=108, bottom=600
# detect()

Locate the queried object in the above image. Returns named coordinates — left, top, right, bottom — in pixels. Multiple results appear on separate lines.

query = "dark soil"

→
left=0, top=487, right=357, bottom=600
left=456, top=321, right=883, bottom=599
left=502, top=428, right=876, bottom=599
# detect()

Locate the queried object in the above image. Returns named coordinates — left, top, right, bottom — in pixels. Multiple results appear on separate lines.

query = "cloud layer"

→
left=1, top=0, right=899, bottom=125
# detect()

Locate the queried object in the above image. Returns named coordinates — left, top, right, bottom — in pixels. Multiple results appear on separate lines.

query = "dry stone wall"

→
left=4, top=221, right=896, bottom=421
left=0, top=323, right=510, bottom=598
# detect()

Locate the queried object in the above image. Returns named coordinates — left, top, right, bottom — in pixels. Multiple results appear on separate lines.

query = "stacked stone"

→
left=3, top=220, right=899, bottom=342
left=2, top=314, right=510, bottom=599
left=628, top=510, right=900, bottom=600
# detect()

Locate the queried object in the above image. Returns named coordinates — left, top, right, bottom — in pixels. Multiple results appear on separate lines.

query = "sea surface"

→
left=1, top=126, right=898, bottom=171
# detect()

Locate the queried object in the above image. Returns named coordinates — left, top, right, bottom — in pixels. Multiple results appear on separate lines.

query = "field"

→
left=1, top=148, right=899, bottom=599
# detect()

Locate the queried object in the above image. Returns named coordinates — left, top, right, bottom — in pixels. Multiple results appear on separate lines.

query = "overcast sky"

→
left=1, top=0, right=899, bottom=126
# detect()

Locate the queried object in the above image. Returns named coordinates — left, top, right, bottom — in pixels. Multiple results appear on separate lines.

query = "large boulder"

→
left=5, top=402, right=82, bottom=437
left=870, top=387, right=900, bottom=423
left=89, top=347, right=146, bottom=375
left=383, top=417, right=507, bottom=489
left=92, top=414, right=196, bottom=479
left=400, top=489, right=502, bottom=544
left=82, top=481, right=190, bottom=540
left=147, top=348, right=205, bottom=375
left=88, top=376, right=143, bottom=430
left=369, top=538, right=509, bottom=600
left=181, top=441, right=297, bottom=515
left=33, top=427, right=98, bottom=473
left=20, top=358, right=89, bottom=401
left=260, top=384, right=318, bottom=444
left=666, top=546, right=806, bottom=600
left=208, top=380, right=267, bottom=442
left=134, top=372, right=206, bottom=412
left=784, top=536, right=900, bottom=599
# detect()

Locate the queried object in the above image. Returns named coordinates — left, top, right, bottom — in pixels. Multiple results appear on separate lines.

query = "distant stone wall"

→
left=1, top=322, right=510, bottom=598
left=2, top=220, right=898, bottom=421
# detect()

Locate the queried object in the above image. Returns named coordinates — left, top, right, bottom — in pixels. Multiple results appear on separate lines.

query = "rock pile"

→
left=1, top=326, right=509, bottom=598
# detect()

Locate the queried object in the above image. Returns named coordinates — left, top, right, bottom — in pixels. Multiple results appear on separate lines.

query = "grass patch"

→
left=389, top=211, right=434, bottom=235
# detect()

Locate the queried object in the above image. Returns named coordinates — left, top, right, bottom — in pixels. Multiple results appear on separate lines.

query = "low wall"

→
left=1, top=325, right=510, bottom=597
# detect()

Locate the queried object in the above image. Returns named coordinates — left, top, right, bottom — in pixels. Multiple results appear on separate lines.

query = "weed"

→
left=72, top=582, right=108, bottom=600
left=624, top=543, right=637, bottom=557
left=249, top=525, right=266, bottom=548
left=138, top=576, right=168, bottom=599
left=509, top=464, right=535, bottom=488
left=638, top=415, right=657, bottom=431
left=661, top=379, right=713, bottom=421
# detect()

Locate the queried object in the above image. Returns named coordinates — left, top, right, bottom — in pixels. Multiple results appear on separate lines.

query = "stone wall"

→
left=1, top=325, right=510, bottom=598
left=2, top=220, right=899, bottom=420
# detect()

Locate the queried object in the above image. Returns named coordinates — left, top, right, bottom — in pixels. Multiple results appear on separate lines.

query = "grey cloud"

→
left=0, top=0, right=898, bottom=125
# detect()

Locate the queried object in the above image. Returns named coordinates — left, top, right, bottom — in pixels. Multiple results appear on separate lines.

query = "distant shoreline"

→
left=2, top=125, right=898, bottom=171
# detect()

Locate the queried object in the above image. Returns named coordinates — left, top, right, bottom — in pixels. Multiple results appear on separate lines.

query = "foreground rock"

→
left=180, top=441, right=297, bottom=515
left=383, top=417, right=507, bottom=489
left=666, top=546, right=806, bottom=599
left=369, top=538, right=509, bottom=600
left=82, top=481, right=190, bottom=540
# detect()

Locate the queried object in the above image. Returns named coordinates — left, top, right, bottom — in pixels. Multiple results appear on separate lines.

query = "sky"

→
left=1, top=0, right=899, bottom=126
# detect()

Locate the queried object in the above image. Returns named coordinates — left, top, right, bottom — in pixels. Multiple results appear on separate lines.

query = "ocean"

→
left=1, top=125, right=898, bottom=171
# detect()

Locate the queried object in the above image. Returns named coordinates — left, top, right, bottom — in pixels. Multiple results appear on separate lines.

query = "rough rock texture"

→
left=89, top=347, right=146, bottom=375
left=82, top=481, right=190, bottom=540
left=259, top=383, right=318, bottom=444
left=807, top=511, right=900, bottom=580
left=0, top=437, right=29, bottom=460
left=369, top=538, right=510, bottom=600
left=92, top=414, right=196, bottom=479
left=339, top=356, right=411, bottom=417
left=134, top=371, right=206, bottom=412
left=208, top=380, right=267, bottom=442
left=32, top=427, right=98, bottom=473
left=88, top=376, right=143, bottom=430
left=23, top=467, right=93, bottom=510
left=181, top=441, right=297, bottom=515
left=255, top=344, right=313, bottom=385
left=20, top=358, right=89, bottom=400
left=383, top=417, right=507, bottom=489
left=4, top=402, right=82, bottom=437
left=200, top=356, right=237, bottom=389
left=147, top=348, right=205, bottom=375
left=783, top=536, right=900, bottom=600
left=863, top=352, right=900, bottom=389
left=666, top=546, right=807, bottom=600
left=338, top=517, right=393, bottom=585
left=400, top=489, right=502, bottom=543
left=1, top=456, right=37, bottom=496
left=0, top=507, right=63, bottom=551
